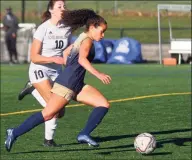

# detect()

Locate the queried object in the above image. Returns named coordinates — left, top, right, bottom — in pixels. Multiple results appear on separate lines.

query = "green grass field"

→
left=0, top=64, right=191, bottom=160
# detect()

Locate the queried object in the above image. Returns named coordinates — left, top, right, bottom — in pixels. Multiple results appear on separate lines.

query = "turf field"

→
left=0, top=64, right=191, bottom=160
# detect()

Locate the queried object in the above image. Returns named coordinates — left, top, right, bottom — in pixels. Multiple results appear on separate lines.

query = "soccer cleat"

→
left=43, top=139, right=58, bottom=147
left=77, top=134, right=99, bottom=147
left=18, top=81, right=35, bottom=100
left=5, top=128, right=16, bottom=152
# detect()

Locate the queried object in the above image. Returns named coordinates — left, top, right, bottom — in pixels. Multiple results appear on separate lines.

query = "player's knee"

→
left=100, top=101, right=110, bottom=108
left=45, top=115, right=54, bottom=121
left=43, top=112, right=55, bottom=121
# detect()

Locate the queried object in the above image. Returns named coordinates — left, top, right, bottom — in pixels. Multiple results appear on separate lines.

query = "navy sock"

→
left=80, top=107, right=108, bottom=135
left=13, top=112, right=44, bottom=138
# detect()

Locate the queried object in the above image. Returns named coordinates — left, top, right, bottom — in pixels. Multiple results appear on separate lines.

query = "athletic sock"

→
left=32, top=90, right=59, bottom=141
left=45, top=118, right=57, bottom=140
left=13, top=112, right=44, bottom=138
left=80, top=107, right=108, bottom=135
left=31, top=89, right=46, bottom=107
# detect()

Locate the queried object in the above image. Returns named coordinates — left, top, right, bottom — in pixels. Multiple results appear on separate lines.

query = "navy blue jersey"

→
left=55, top=32, right=95, bottom=94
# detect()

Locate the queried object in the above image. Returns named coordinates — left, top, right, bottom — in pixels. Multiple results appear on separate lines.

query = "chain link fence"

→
left=1, top=1, right=191, bottom=19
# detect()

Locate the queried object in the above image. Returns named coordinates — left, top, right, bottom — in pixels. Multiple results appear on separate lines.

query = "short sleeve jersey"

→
left=34, top=20, right=71, bottom=57
left=30, top=20, right=71, bottom=70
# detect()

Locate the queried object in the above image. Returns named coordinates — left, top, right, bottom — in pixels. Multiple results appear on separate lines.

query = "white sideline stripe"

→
left=0, top=92, right=191, bottom=117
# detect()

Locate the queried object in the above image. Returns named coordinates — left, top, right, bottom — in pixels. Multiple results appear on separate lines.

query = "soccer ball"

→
left=134, top=133, right=156, bottom=154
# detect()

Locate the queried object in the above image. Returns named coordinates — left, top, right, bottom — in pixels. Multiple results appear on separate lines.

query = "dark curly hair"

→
left=61, top=9, right=107, bottom=32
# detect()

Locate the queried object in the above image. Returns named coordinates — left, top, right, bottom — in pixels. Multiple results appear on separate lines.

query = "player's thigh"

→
left=32, top=80, right=52, bottom=103
left=42, top=93, right=68, bottom=120
left=76, top=85, right=110, bottom=108
left=29, top=67, right=54, bottom=102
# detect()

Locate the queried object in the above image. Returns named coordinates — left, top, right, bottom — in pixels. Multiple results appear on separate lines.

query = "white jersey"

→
left=29, top=20, right=71, bottom=83
left=34, top=20, right=71, bottom=58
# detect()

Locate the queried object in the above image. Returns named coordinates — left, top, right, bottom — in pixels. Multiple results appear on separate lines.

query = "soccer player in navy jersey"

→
left=5, top=9, right=111, bottom=152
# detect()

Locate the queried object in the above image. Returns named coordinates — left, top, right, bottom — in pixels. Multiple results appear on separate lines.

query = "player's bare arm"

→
left=78, top=38, right=111, bottom=84
left=63, top=44, right=73, bottom=65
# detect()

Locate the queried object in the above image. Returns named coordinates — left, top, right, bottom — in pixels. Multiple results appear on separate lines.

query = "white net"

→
left=157, top=4, right=191, bottom=64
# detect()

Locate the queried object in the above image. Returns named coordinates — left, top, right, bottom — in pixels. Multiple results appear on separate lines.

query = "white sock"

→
left=31, top=89, right=57, bottom=140
left=31, top=89, right=46, bottom=107
left=45, top=118, right=57, bottom=140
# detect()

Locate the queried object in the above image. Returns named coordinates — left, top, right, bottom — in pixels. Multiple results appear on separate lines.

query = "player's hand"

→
left=96, top=72, right=111, bottom=84
left=12, top=33, right=16, bottom=38
left=52, top=57, right=65, bottom=65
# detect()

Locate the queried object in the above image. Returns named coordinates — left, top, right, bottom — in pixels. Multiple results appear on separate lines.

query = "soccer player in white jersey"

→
left=19, top=0, right=72, bottom=147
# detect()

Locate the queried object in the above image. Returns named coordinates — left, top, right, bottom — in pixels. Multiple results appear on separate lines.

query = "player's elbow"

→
left=30, top=50, right=40, bottom=63
left=30, top=55, right=38, bottom=63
